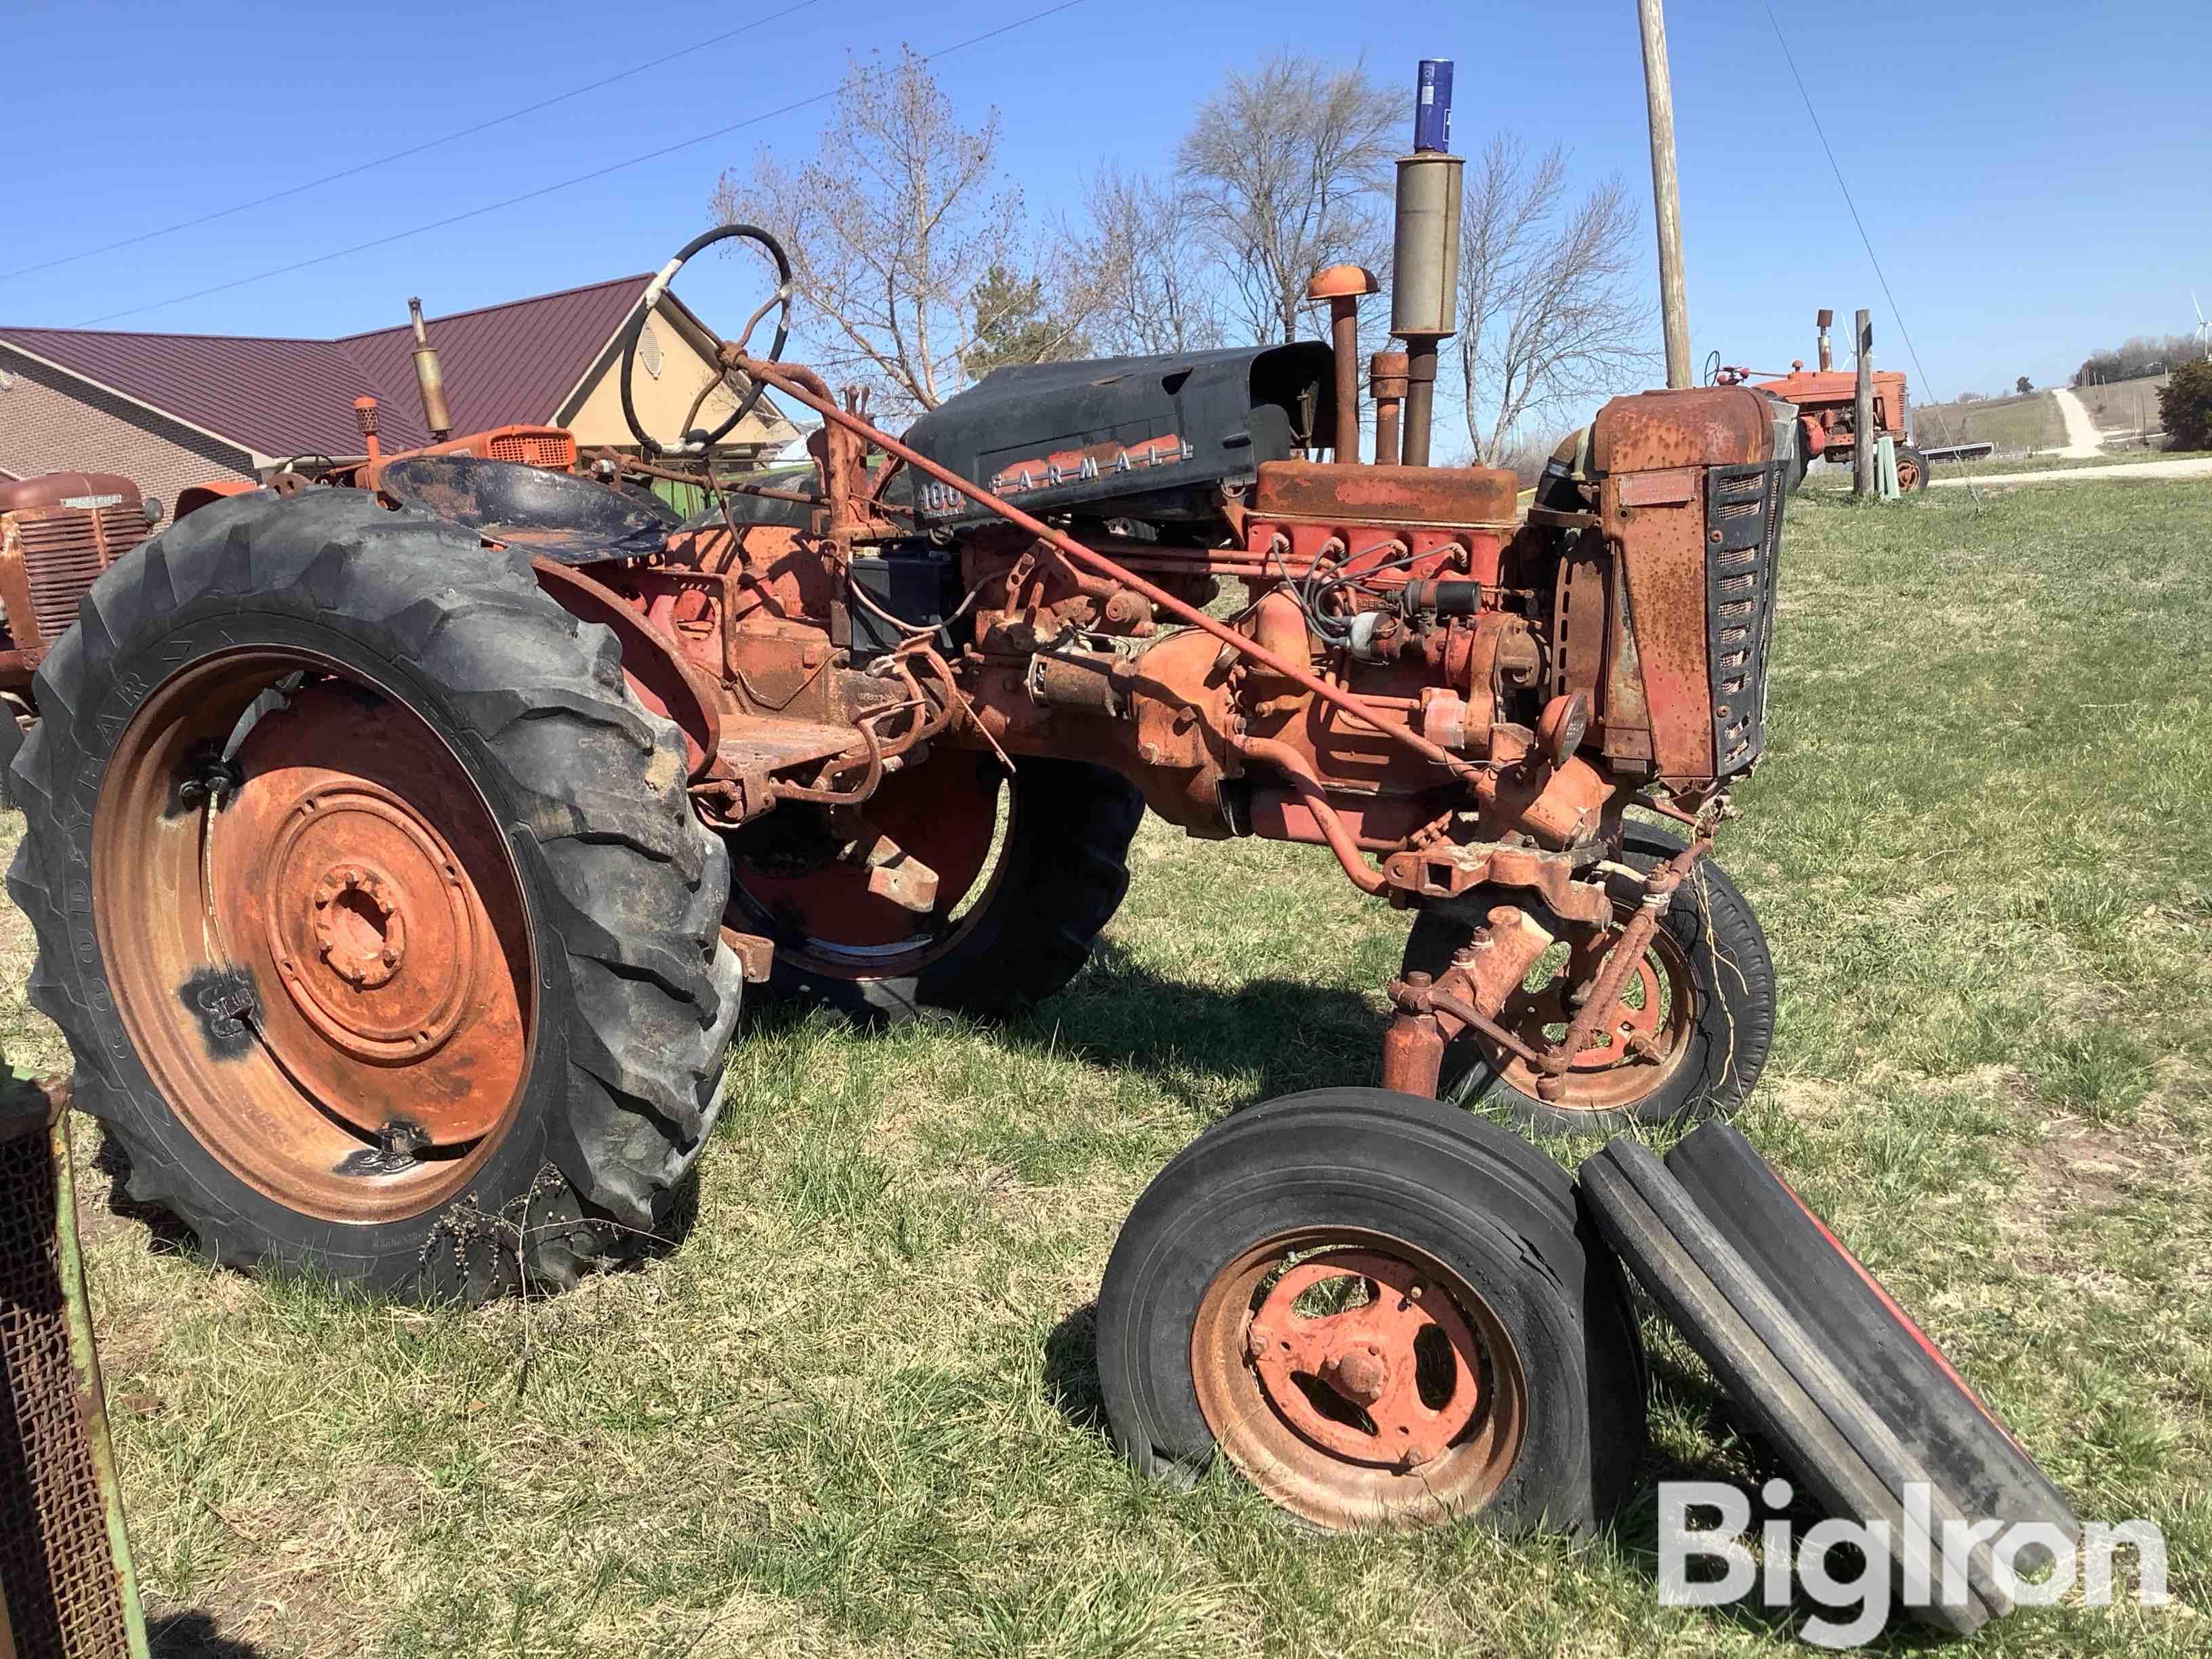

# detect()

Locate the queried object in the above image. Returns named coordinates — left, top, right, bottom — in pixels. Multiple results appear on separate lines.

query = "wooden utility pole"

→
left=1637, top=0, right=1691, bottom=388
left=1853, top=309, right=1876, bottom=498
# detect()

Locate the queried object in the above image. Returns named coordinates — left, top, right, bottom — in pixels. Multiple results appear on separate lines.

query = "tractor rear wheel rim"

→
left=729, top=752, right=1010, bottom=978
left=1492, top=904, right=1697, bottom=1114
left=1191, top=1230, right=1526, bottom=1530
left=94, top=651, right=535, bottom=1223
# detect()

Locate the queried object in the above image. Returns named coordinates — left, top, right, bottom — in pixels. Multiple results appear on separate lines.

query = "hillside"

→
left=1912, top=388, right=2066, bottom=455
left=2074, top=372, right=2169, bottom=441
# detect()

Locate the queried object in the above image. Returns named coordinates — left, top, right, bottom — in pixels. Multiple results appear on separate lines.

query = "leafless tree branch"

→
left=1176, top=52, right=1398, bottom=347
left=1052, top=167, right=1225, bottom=358
left=710, top=48, right=1025, bottom=416
left=1456, top=134, right=1657, bottom=464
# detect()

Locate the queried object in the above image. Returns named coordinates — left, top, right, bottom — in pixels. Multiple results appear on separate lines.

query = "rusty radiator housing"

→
left=0, top=474, right=157, bottom=692
left=1589, top=387, right=1786, bottom=790
left=0, top=1078, right=146, bottom=1658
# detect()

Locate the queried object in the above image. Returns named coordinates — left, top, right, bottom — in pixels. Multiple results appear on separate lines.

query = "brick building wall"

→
left=0, top=346, right=257, bottom=508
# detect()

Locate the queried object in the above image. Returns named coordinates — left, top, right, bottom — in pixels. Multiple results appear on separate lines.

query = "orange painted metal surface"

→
left=0, top=474, right=155, bottom=689
left=1189, top=1233, right=1528, bottom=1528
left=70, top=298, right=1780, bottom=1145
left=94, top=655, right=532, bottom=1220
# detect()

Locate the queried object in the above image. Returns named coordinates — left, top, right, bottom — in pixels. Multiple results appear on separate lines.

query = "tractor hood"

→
left=900, top=342, right=1333, bottom=532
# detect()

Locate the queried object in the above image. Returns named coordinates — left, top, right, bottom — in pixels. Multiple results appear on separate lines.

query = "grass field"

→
left=1912, top=390, right=2066, bottom=455
left=6, top=480, right=2212, bottom=1656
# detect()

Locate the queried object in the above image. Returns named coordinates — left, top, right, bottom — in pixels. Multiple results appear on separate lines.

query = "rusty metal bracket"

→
left=1380, top=839, right=1613, bottom=925
left=1531, top=837, right=1709, bottom=1097
left=718, top=927, right=775, bottom=985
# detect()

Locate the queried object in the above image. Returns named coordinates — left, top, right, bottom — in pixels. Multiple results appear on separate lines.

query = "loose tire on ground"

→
left=1580, top=1135, right=2022, bottom=1637
left=1098, top=1088, right=1647, bottom=1533
left=1664, top=1121, right=2078, bottom=1567
left=7, top=487, right=743, bottom=1304
left=1401, top=823, right=1776, bottom=1136
left=735, top=754, right=1143, bottom=1024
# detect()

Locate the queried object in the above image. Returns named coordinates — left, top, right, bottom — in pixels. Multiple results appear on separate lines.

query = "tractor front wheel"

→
left=1098, top=1088, right=1646, bottom=1532
left=1401, top=824, right=1776, bottom=1137
left=8, top=489, right=742, bottom=1303
left=1896, top=445, right=1931, bottom=491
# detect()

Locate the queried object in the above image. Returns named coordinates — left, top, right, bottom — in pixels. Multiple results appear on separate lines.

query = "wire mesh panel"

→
left=0, top=1085, right=144, bottom=1658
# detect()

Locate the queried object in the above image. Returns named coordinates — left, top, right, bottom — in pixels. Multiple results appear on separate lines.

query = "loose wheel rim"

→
left=727, top=750, right=1010, bottom=978
left=1489, top=904, right=1698, bottom=1114
left=1191, top=1229, right=1527, bottom=1530
left=94, top=651, right=535, bottom=1223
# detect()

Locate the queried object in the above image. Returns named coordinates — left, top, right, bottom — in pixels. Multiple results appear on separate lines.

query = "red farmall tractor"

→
left=6, top=175, right=1791, bottom=1532
left=1708, top=309, right=1992, bottom=491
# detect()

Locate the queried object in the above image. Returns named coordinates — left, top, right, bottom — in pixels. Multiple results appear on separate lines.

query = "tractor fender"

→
left=173, top=478, right=262, bottom=520
left=530, top=558, right=722, bottom=777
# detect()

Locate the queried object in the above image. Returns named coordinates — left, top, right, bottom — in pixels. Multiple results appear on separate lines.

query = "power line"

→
left=72, top=0, right=1086, bottom=329
left=1, top=0, right=823, bottom=287
left=1758, top=0, right=1984, bottom=494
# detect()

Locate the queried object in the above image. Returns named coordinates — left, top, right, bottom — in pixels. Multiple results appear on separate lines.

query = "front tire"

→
left=1401, top=824, right=1776, bottom=1137
left=1097, top=1088, right=1646, bottom=1532
left=7, top=488, right=742, bottom=1303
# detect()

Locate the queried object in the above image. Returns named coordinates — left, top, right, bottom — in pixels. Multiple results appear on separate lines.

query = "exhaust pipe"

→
left=408, top=297, right=453, bottom=442
left=1370, top=351, right=1408, bottom=466
left=1389, top=60, right=1462, bottom=467
left=1816, top=308, right=1835, bottom=372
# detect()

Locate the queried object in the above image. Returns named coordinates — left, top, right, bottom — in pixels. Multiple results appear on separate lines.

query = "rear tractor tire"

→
left=1401, top=823, right=1776, bottom=1137
left=1098, top=1088, right=1647, bottom=1533
left=729, top=751, right=1143, bottom=1024
left=6, top=488, right=743, bottom=1304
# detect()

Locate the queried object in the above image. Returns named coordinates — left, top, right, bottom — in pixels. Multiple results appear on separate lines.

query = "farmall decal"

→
left=918, top=434, right=1196, bottom=516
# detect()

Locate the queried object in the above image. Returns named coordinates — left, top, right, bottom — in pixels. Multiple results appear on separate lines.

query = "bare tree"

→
left=710, top=49, right=1028, bottom=415
left=1057, top=166, right=1224, bottom=358
left=1456, top=134, right=1654, bottom=464
left=1176, top=53, right=1399, bottom=346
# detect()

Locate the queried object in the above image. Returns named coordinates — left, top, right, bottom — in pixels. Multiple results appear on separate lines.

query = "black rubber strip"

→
left=1666, top=1122, right=2078, bottom=1557
left=1580, top=1137, right=2007, bottom=1635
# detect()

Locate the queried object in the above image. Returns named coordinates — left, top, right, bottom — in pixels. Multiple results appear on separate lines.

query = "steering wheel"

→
left=619, top=224, right=792, bottom=456
left=1703, top=349, right=1721, bottom=386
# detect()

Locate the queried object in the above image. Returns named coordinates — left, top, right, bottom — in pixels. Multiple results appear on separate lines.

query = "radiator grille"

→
left=9, top=506, right=150, bottom=648
left=0, top=1104, right=140, bottom=1657
left=487, top=432, right=577, bottom=469
left=1705, top=461, right=1785, bottom=777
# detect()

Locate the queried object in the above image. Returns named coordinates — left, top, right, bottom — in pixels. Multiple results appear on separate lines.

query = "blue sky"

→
left=4, top=0, right=2207, bottom=420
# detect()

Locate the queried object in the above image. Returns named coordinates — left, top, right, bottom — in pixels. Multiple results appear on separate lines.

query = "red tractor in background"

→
left=1712, top=308, right=1992, bottom=489
left=5, top=114, right=1792, bottom=1532
left=0, top=472, right=165, bottom=726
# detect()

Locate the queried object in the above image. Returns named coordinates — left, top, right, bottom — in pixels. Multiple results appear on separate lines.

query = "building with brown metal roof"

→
left=0, top=275, right=798, bottom=507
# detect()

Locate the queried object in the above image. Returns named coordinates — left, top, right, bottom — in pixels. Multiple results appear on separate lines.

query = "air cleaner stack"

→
left=1390, top=59, right=1462, bottom=466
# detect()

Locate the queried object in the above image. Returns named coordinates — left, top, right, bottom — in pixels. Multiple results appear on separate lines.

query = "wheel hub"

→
left=1189, top=1230, right=1528, bottom=1529
left=92, top=650, right=536, bottom=1225
left=310, top=865, right=404, bottom=989
left=1244, top=1250, right=1482, bottom=1468
left=732, top=752, right=1005, bottom=965
left=201, top=678, right=529, bottom=1155
left=1491, top=912, right=1696, bottom=1113
left=257, top=785, right=484, bottom=1080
